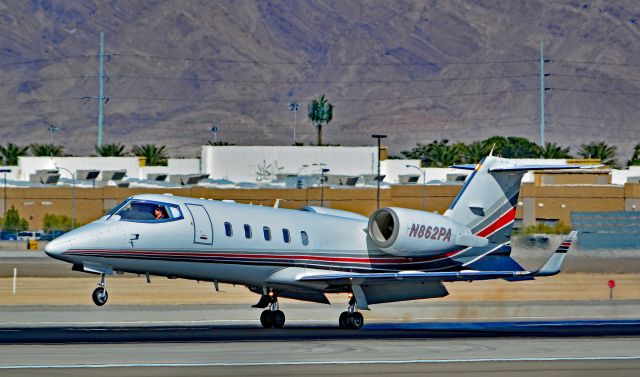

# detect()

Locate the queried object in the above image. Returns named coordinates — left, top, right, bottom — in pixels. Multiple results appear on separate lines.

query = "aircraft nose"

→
left=44, top=237, right=71, bottom=256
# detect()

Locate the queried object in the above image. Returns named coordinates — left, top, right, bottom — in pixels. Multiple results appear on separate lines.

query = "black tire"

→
left=260, top=310, right=273, bottom=328
left=351, top=312, right=364, bottom=329
left=272, top=310, right=286, bottom=328
left=92, top=287, right=108, bottom=306
left=339, top=312, right=349, bottom=329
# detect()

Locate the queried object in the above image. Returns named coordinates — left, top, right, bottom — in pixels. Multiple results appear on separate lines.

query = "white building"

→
left=201, top=146, right=379, bottom=183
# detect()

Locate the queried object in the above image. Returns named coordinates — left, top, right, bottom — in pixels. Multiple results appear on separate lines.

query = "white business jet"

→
left=46, top=155, right=583, bottom=329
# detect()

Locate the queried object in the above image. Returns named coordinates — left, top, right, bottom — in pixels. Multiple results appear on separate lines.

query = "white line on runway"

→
left=1, top=356, right=640, bottom=369
left=2, top=314, right=640, bottom=327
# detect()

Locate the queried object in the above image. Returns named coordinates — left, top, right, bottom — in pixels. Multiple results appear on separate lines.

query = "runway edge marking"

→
left=2, top=356, right=640, bottom=369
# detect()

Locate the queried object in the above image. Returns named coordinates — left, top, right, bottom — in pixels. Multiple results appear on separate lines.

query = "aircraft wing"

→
left=297, top=269, right=531, bottom=284
left=298, top=231, right=577, bottom=285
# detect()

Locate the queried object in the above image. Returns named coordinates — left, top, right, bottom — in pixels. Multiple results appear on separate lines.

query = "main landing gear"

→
left=339, top=294, right=364, bottom=329
left=256, top=292, right=285, bottom=328
left=91, top=273, right=108, bottom=306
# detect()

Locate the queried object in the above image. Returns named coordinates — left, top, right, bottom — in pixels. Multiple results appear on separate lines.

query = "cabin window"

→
left=244, top=224, right=252, bottom=239
left=263, top=226, right=272, bottom=241
left=224, top=222, right=233, bottom=237
left=282, top=228, right=291, bottom=243
left=301, top=231, right=309, bottom=246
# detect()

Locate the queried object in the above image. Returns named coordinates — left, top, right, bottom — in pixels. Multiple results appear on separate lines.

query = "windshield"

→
left=109, top=199, right=183, bottom=222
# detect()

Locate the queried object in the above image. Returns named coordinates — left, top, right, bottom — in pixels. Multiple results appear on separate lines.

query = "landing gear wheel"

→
left=260, top=310, right=273, bottom=328
left=272, top=310, right=286, bottom=328
left=339, top=312, right=349, bottom=329
left=92, top=287, right=108, bottom=306
left=350, top=312, right=364, bottom=329
left=339, top=311, right=364, bottom=329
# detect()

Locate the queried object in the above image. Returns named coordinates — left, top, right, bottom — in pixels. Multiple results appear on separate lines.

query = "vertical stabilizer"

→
left=446, top=157, right=591, bottom=245
left=445, top=156, right=525, bottom=244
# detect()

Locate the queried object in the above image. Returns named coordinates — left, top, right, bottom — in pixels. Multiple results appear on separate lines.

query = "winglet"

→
left=535, top=231, right=577, bottom=276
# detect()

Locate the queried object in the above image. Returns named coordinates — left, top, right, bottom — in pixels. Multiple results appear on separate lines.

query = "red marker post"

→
left=608, top=279, right=616, bottom=301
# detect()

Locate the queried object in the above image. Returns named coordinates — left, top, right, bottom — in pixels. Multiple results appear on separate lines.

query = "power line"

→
left=110, top=52, right=538, bottom=67
left=552, top=59, right=640, bottom=68
left=108, top=89, right=536, bottom=104
left=0, top=54, right=92, bottom=68
left=547, top=114, right=639, bottom=124
left=549, top=73, right=640, bottom=83
left=549, top=88, right=640, bottom=96
left=100, top=73, right=538, bottom=85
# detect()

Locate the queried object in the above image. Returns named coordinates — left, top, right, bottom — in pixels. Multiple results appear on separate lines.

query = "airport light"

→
left=47, top=124, right=60, bottom=155
left=288, top=102, right=300, bottom=144
left=0, top=168, right=10, bottom=220
left=371, top=134, right=387, bottom=209
left=406, top=164, right=426, bottom=210
left=209, top=125, right=220, bottom=143
left=56, top=167, right=76, bottom=229
left=320, top=168, right=330, bottom=207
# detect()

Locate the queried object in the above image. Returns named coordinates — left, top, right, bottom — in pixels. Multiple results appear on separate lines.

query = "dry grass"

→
left=0, top=273, right=636, bottom=306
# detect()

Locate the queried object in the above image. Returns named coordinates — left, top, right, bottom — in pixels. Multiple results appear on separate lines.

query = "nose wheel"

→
left=91, top=273, right=109, bottom=306
left=339, top=295, right=364, bottom=329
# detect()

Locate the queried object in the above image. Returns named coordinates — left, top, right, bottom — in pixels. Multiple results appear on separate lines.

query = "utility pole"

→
left=371, top=134, right=387, bottom=209
left=540, top=40, right=545, bottom=146
left=97, top=31, right=105, bottom=146
left=0, top=169, right=10, bottom=220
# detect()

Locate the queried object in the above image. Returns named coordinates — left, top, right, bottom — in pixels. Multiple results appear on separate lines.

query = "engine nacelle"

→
left=368, top=207, right=482, bottom=257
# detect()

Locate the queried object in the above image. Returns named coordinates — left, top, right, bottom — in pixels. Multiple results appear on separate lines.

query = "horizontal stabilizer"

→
left=535, top=231, right=577, bottom=276
left=449, top=164, right=477, bottom=171
left=489, top=164, right=600, bottom=172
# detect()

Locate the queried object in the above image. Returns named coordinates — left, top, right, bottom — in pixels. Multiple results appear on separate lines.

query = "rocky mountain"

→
left=1, top=0, right=640, bottom=162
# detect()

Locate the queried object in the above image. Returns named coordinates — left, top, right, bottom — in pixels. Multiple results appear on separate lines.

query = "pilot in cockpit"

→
left=154, top=206, right=165, bottom=220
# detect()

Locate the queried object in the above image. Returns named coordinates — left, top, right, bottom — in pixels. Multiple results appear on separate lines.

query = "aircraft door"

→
left=185, top=204, right=213, bottom=245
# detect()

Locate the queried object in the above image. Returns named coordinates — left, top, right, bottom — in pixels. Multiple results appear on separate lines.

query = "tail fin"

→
left=446, top=157, right=593, bottom=244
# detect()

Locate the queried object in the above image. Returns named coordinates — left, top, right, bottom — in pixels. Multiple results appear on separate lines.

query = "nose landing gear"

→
left=258, top=292, right=285, bottom=328
left=339, top=295, right=364, bottom=329
left=91, top=273, right=108, bottom=306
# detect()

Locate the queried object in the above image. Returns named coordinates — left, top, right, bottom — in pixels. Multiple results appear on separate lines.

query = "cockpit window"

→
left=110, top=199, right=183, bottom=222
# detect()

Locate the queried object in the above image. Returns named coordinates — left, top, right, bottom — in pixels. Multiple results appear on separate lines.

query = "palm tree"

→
left=307, top=95, right=333, bottom=146
left=628, top=143, right=640, bottom=167
left=427, top=141, right=464, bottom=167
left=578, top=141, right=619, bottom=168
left=481, top=136, right=540, bottom=158
left=30, top=143, right=64, bottom=157
left=401, top=139, right=463, bottom=167
left=537, top=142, right=572, bottom=159
left=461, top=140, right=491, bottom=164
left=131, top=144, right=168, bottom=166
left=0, top=143, right=29, bottom=165
left=96, top=143, right=126, bottom=157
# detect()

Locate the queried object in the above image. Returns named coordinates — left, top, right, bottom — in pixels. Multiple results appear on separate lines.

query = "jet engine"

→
left=367, top=207, right=486, bottom=257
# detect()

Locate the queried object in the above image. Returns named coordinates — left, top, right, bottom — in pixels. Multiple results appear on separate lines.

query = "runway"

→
left=2, top=309, right=640, bottom=376
left=1, top=332, right=640, bottom=376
